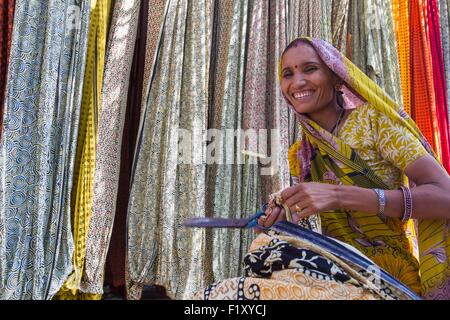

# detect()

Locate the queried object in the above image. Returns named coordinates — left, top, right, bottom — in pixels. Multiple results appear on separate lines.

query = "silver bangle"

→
left=373, top=188, right=386, bottom=219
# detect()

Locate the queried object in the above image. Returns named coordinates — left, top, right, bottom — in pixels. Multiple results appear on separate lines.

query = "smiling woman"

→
left=193, top=37, right=450, bottom=300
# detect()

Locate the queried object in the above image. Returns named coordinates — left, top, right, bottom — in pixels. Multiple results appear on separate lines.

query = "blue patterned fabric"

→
left=0, top=0, right=90, bottom=299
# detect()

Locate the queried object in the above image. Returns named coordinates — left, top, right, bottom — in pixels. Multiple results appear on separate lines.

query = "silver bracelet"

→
left=400, top=186, right=413, bottom=223
left=373, top=188, right=386, bottom=219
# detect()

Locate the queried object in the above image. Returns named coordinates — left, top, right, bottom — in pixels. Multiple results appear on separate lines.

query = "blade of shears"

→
left=183, top=205, right=267, bottom=229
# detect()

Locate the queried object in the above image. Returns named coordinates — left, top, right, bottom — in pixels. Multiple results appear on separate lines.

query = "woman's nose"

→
left=292, top=73, right=307, bottom=87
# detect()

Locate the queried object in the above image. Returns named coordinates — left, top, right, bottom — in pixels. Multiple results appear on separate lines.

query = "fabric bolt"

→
left=104, top=0, right=149, bottom=293
left=428, top=0, right=450, bottom=173
left=286, top=0, right=324, bottom=41
left=0, top=0, right=15, bottom=139
left=205, top=0, right=254, bottom=283
left=259, top=0, right=290, bottom=198
left=204, top=0, right=233, bottom=285
left=331, top=0, right=350, bottom=55
left=79, top=0, right=141, bottom=296
left=140, top=0, right=167, bottom=120
left=127, top=0, right=212, bottom=300
left=409, top=0, right=442, bottom=162
left=0, top=0, right=90, bottom=299
left=56, top=0, right=113, bottom=300
left=348, top=0, right=367, bottom=72
left=438, top=0, right=450, bottom=122
left=391, top=0, right=411, bottom=114
left=348, top=0, right=404, bottom=104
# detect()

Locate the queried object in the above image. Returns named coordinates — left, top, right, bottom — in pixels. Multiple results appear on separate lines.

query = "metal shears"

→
left=183, top=203, right=268, bottom=229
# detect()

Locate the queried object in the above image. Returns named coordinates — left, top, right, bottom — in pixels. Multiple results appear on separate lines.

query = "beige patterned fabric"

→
left=205, top=0, right=251, bottom=284
left=331, top=0, right=350, bottom=54
left=140, top=0, right=168, bottom=120
left=348, top=0, right=403, bottom=106
left=127, top=0, right=212, bottom=300
left=79, top=0, right=141, bottom=296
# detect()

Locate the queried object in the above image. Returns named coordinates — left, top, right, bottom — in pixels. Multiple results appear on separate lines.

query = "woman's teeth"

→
left=293, top=91, right=314, bottom=99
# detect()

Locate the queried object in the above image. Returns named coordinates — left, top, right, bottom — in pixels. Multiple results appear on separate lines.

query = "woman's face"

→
left=280, top=42, right=338, bottom=115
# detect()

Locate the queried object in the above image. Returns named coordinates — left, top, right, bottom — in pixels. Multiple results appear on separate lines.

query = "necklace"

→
left=330, top=109, right=345, bottom=136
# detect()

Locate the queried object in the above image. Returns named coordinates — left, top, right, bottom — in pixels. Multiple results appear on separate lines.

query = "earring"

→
left=335, top=83, right=344, bottom=108
left=335, top=82, right=343, bottom=93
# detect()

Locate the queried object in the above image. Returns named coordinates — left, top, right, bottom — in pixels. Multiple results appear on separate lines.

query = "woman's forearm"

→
left=334, top=184, right=450, bottom=220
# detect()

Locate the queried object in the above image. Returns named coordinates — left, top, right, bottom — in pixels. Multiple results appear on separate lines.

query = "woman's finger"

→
left=281, top=184, right=307, bottom=203
left=264, top=206, right=281, bottom=227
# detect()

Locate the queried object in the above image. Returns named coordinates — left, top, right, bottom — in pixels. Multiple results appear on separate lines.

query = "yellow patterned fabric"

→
left=56, top=0, right=112, bottom=300
left=286, top=38, right=450, bottom=299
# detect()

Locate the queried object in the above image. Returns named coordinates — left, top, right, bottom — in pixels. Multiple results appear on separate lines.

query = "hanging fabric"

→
left=348, top=0, right=403, bottom=106
left=0, top=0, right=90, bottom=299
left=256, top=0, right=290, bottom=199
left=348, top=0, right=367, bottom=72
left=0, top=0, right=15, bottom=139
left=409, top=0, right=443, bottom=164
left=56, top=0, right=113, bottom=300
left=205, top=0, right=253, bottom=283
left=140, top=0, right=168, bottom=120
left=428, top=0, right=450, bottom=173
left=331, top=0, right=350, bottom=54
left=127, top=0, right=212, bottom=299
left=104, top=0, right=149, bottom=295
left=439, top=0, right=450, bottom=123
left=286, top=0, right=327, bottom=41
left=284, top=0, right=346, bottom=146
left=80, top=0, right=141, bottom=298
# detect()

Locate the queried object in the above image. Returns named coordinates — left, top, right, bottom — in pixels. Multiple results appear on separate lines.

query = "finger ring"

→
left=295, top=204, right=301, bottom=213
left=275, top=194, right=284, bottom=205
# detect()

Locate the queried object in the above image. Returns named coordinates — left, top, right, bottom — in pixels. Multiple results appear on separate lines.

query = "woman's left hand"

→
left=281, top=182, right=339, bottom=219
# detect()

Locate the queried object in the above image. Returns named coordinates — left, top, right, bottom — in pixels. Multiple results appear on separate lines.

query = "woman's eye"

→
left=304, top=67, right=317, bottom=73
left=282, top=72, right=293, bottom=78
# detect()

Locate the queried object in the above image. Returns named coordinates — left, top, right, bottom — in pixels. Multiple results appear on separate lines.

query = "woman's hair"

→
left=281, top=38, right=312, bottom=58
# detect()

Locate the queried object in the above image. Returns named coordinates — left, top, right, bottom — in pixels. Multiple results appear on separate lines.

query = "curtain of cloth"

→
left=286, top=0, right=328, bottom=40
left=258, top=0, right=290, bottom=198
left=0, top=0, right=15, bottom=139
left=205, top=0, right=253, bottom=283
left=348, top=0, right=367, bottom=72
left=0, top=0, right=90, bottom=299
left=392, top=0, right=412, bottom=114
left=127, top=0, right=212, bottom=300
left=348, top=0, right=403, bottom=105
left=56, top=0, right=113, bottom=300
left=104, top=0, right=149, bottom=293
left=140, top=0, right=167, bottom=120
left=410, top=0, right=442, bottom=162
left=331, top=0, right=350, bottom=54
left=428, top=0, right=450, bottom=173
left=79, top=0, right=141, bottom=297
